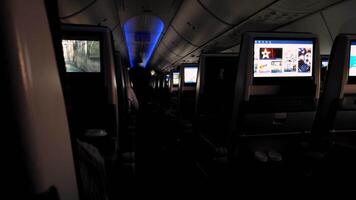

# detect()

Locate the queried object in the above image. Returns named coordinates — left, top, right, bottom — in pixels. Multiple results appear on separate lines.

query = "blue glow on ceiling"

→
left=123, top=23, right=135, bottom=68
left=123, top=16, right=164, bottom=68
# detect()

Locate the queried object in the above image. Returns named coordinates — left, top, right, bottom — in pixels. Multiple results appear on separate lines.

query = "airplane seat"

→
left=230, top=32, right=320, bottom=168
left=66, top=75, right=107, bottom=128
left=179, top=65, right=198, bottom=122
left=76, top=139, right=109, bottom=200
left=320, top=67, right=327, bottom=93
left=314, top=34, right=356, bottom=146
left=65, top=74, right=116, bottom=154
left=60, top=25, right=119, bottom=157
left=320, top=55, right=329, bottom=93
left=170, top=71, right=180, bottom=94
left=194, top=54, right=238, bottom=160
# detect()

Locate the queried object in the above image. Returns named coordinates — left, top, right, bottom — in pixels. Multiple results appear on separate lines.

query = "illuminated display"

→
left=349, top=42, right=356, bottom=76
left=254, top=40, right=314, bottom=77
left=184, top=67, right=198, bottom=83
left=173, top=72, right=180, bottom=85
left=62, top=40, right=101, bottom=72
left=321, top=60, right=328, bottom=68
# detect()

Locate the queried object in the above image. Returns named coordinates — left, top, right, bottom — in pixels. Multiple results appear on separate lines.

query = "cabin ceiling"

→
left=57, top=0, right=345, bottom=72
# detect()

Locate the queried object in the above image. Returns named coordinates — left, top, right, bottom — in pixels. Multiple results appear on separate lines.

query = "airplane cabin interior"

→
left=2, top=0, right=356, bottom=198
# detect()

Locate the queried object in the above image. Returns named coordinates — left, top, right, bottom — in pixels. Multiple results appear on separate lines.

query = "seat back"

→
left=231, top=32, right=320, bottom=137
left=61, top=24, right=119, bottom=154
left=314, top=34, right=356, bottom=135
left=179, top=64, right=199, bottom=120
left=320, top=55, right=329, bottom=93
left=170, top=71, right=180, bottom=93
left=195, top=53, right=239, bottom=145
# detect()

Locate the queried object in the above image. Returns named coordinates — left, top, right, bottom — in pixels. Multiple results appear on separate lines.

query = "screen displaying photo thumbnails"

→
left=254, top=40, right=313, bottom=77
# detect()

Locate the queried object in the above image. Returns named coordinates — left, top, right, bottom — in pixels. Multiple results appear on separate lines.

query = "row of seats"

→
left=192, top=32, right=356, bottom=177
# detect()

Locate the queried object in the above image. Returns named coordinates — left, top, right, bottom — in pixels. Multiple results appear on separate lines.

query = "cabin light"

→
left=123, top=22, right=135, bottom=68
left=143, top=21, right=164, bottom=68
left=151, top=70, right=156, bottom=76
left=123, top=16, right=164, bottom=68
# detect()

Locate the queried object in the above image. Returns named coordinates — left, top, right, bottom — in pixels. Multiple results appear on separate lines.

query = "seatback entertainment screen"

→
left=62, top=40, right=101, bottom=72
left=254, top=39, right=314, bottom=77
left=173, top=72, right=180, bottom=85
left=349, top=42, right=356, bottom=76
left=321, top=57, right=329, bottom=68
left=184, top=67, right=198, bottom=83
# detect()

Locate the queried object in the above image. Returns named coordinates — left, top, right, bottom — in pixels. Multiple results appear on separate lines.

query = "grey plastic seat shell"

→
left=194, top=53, right=239, bottom=146
left=313, top=34, right=356, bottom=134
left=230, top=32, right=321, bottom=137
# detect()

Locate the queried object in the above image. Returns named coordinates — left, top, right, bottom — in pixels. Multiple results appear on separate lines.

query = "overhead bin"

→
left=150, top=42, right=181, bottom=66
left=58, top=0, right=118, bottom=28
left=199, top=0, right=343, bottom=56
left=58, top=0, right=95, bottom=18
left=116, top=0, right=181, bottom=24
left=199, top=0, right=276, bottom=25
left=171, top=0, right=229, bottom=46
left=271, top=0, right=342, bottom=13
left=322, top=0, right=356, bottom=38
left=158, top=26, right=197, bottom=57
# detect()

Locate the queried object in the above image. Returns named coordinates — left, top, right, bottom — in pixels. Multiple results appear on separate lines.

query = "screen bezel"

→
left=252, top=37, right=316, bottom=85
left=183, top=66, right=198, bottom=84
left=62, top=32, right=103, bottom=74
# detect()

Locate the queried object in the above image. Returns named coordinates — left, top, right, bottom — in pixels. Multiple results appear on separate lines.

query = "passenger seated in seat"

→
left=76, top=139, right=109, bottom=200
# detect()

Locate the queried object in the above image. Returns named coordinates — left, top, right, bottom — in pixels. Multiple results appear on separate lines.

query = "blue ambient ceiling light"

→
left=123, top=15, right=164, bottom=68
